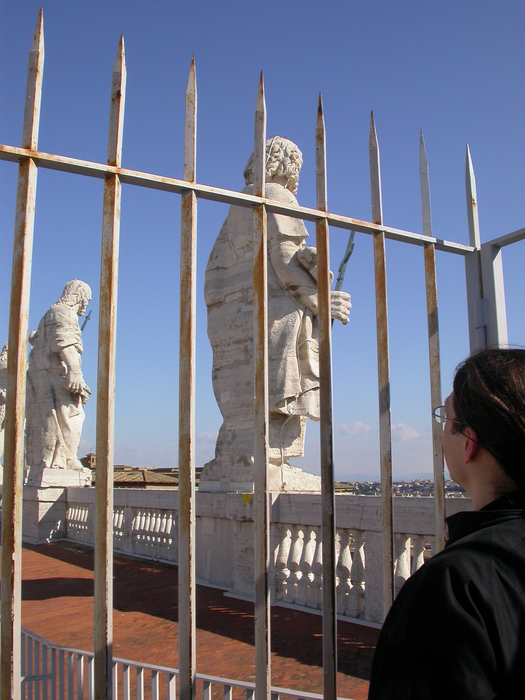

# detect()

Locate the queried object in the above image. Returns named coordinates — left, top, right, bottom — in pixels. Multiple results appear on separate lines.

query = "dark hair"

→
left=453, top=348, right=525, bottom=491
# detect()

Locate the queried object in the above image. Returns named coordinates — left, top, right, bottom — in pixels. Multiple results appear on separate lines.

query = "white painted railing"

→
left=21, top=627, right=348, bottom=700
left=63, top=489, right=470, bottom=624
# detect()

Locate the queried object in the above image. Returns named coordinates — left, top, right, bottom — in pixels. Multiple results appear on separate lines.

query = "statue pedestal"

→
left=22, top=487, right=69, bottom=544
left=20, top=469, right=92, bottom=543
left=268, top=464, right=321, bottom=493
left=24, top=467, right=92, bottom=488
left=199, top=464, right=321, bottom=493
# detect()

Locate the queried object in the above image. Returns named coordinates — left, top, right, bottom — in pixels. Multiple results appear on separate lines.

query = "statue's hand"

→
left=0, top=389, right=6, bottom=405
left=80, top=382, right=91, bottom=405
left=330, top=291, right=351, bottom=325
left=68, top=369, right=84, bottom=394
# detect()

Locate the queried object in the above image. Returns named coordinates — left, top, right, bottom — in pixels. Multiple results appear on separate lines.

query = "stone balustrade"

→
left=64, top=489, right=470, bottom=624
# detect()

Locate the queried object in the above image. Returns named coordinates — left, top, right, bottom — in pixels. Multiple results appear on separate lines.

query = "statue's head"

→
left=59, top=280, right=92, bottom=316
left=0, top=343, right=7, bottom=362
left=244, top=137, right=303, bottom=195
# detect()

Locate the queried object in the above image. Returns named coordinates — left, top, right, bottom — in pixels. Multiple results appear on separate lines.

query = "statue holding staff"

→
left=201, top=137, right=351, bottom=491
left=25, top=280, right=92, bottom=485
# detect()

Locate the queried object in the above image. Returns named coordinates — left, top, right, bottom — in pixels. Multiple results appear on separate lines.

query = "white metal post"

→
left=94, top=36, right=126, bottom=700
left=464, top=145, right=486, bottom=352
left=178, top=57, right=197, bottom=700
left=315, top=95, right=337, bottom=700
left=419, top=132, right=445, bottom=551
left=252, top=74, right=271, bottom=700
left=369, top=113, right=394, bottom=617
left=1, top=12, right=43, bottom=700
left=480, top=243, right=508, bottom=347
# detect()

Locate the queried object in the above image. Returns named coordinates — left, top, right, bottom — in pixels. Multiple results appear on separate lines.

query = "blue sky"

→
left=1, top=1, right=524, bottom=479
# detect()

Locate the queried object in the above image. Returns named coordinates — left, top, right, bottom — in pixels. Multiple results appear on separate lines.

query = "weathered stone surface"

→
left=62, top=488, right=472, bottom=623
left=201, top=137, right=350, bottom=492
left=21, top=487, right=68, bottom=544
left=25, top=280, right=92, bottom=487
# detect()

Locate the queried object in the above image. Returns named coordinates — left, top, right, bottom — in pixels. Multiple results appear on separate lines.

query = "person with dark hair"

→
left=368, top=348, right=525, bottom=699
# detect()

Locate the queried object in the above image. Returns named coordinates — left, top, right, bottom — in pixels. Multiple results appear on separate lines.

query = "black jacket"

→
left=368, top=495, right=525, bottom=699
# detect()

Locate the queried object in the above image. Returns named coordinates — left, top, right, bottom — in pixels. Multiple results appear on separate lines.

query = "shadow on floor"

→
left=21, top=541, right=378, bottom=681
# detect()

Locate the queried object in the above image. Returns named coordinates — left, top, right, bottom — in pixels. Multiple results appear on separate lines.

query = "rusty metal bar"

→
left=252, top=73, right=271, bottom=700
left=178, top=57, right=197, bottom=700
left=419, top=132, right=445, bottom=552
left=464, top=145, right=486, bottom=352
left=0, top=144, right=474, bottom=255
left=94, top=36, right=126, bottom=700
left=369, top=113, right=394, bottom=617
left=1, top=12, right=43, bottom=700
left=315, top=95, right=337, bottom=700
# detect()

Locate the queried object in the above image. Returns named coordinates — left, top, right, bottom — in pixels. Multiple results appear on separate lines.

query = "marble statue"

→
left=200, top=137, right=351, bottom=492
left=25, top=280, right=92, bottom=487
left=0, top=342, right=7, bottom=465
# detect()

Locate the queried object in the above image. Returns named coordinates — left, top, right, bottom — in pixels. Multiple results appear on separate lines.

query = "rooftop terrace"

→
left=17, top=541, right=379, bottom=700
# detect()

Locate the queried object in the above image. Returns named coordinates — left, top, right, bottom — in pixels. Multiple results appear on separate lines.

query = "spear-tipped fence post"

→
left=369, top=112, right=394, bottom=618
left=179, top=55, right=197, bottom=700
left=253, top=72, right=271, bottom=700
left=464, top=145, right=487, bottom=352
left=315, top=94, right=337, bottom=700
left=419, top=131, right=445, bottom=552
left=94, top=35, right=126, bottom=700
left=1, top=12, right=43, bottom=700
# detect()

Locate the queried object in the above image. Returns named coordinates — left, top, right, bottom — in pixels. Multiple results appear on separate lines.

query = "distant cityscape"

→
left=335, top=479, right=466, bottom=497
left=81, top=454, right=466, bottom=496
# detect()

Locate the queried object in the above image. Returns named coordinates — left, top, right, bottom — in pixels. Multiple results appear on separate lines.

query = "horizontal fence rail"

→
left=0, top=145, right=475, bottom=254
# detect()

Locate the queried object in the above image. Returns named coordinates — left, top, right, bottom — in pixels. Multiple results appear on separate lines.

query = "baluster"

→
left=411, top=535, right=426, bottom=574
left=160, top=511, right=168, bottom=559
left=134, top=509, right=143, bottom=553
left=347, top=530, right=365, bottom=618
left=309, top=527, right=323, bottom=609
left=336, top=529, right=352, bottom=614
left=152, top=510, right=160, bottom=557
left=274, top=525, right=291, bottom=601
left=139, top=509, right=148, bottom=554
left=296, top=528, right=316, bottom=607
left=284, top=525, right=303, bottom=603
left=144, top=510, right=152, bottom=549
left=394, top=533, right=411, bottom=597
left=166, top=512, right=174, bottom=554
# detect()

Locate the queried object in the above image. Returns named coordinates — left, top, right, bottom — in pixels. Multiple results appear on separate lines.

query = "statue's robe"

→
left=25, top=304, right=85, bottom=471
left=204, top=182, right=320, bottom=482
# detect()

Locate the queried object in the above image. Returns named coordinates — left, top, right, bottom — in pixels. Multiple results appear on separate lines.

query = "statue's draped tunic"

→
left=204, top=182, right=319, bottom=475
left=25, top=304, right=85, bottom=470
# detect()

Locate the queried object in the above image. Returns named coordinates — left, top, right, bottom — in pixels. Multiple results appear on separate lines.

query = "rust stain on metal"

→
left=2, top=11, right=44, bottom=698
left=315, top=93, right=338, bottom=700
left=424, top=243, right=445, bottom=550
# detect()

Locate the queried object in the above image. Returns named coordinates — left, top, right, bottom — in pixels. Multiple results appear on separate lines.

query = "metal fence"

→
left=0, top=9, right=518, bottom=700
left=22, top=627, right=332, bottom=700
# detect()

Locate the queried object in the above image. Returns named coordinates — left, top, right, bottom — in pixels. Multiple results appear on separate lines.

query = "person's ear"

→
left=463, top=428, right=480, bottom=463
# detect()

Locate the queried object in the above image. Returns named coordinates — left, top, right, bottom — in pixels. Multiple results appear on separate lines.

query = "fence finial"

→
left=184, top=56, right=197, bottom=182
left=419, top=129, right=432, bottom=238
left=465, top=144, right=480, bottom=249
left=22, top=9, right=44, bottom=150
left=369, top=111, right=382, bottom=226
left=253, top=72, right=266, bottom=198
left=107, top=36, right=126, bottom=167
left=315, top=93, right=327, bottom=212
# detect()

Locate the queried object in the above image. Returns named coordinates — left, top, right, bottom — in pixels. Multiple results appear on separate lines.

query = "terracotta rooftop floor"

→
left=19, top=541, right=379, bottom=700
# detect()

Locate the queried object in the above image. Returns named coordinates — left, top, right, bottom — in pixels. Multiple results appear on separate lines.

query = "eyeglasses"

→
left=432, top=405, right=464, bottom=427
